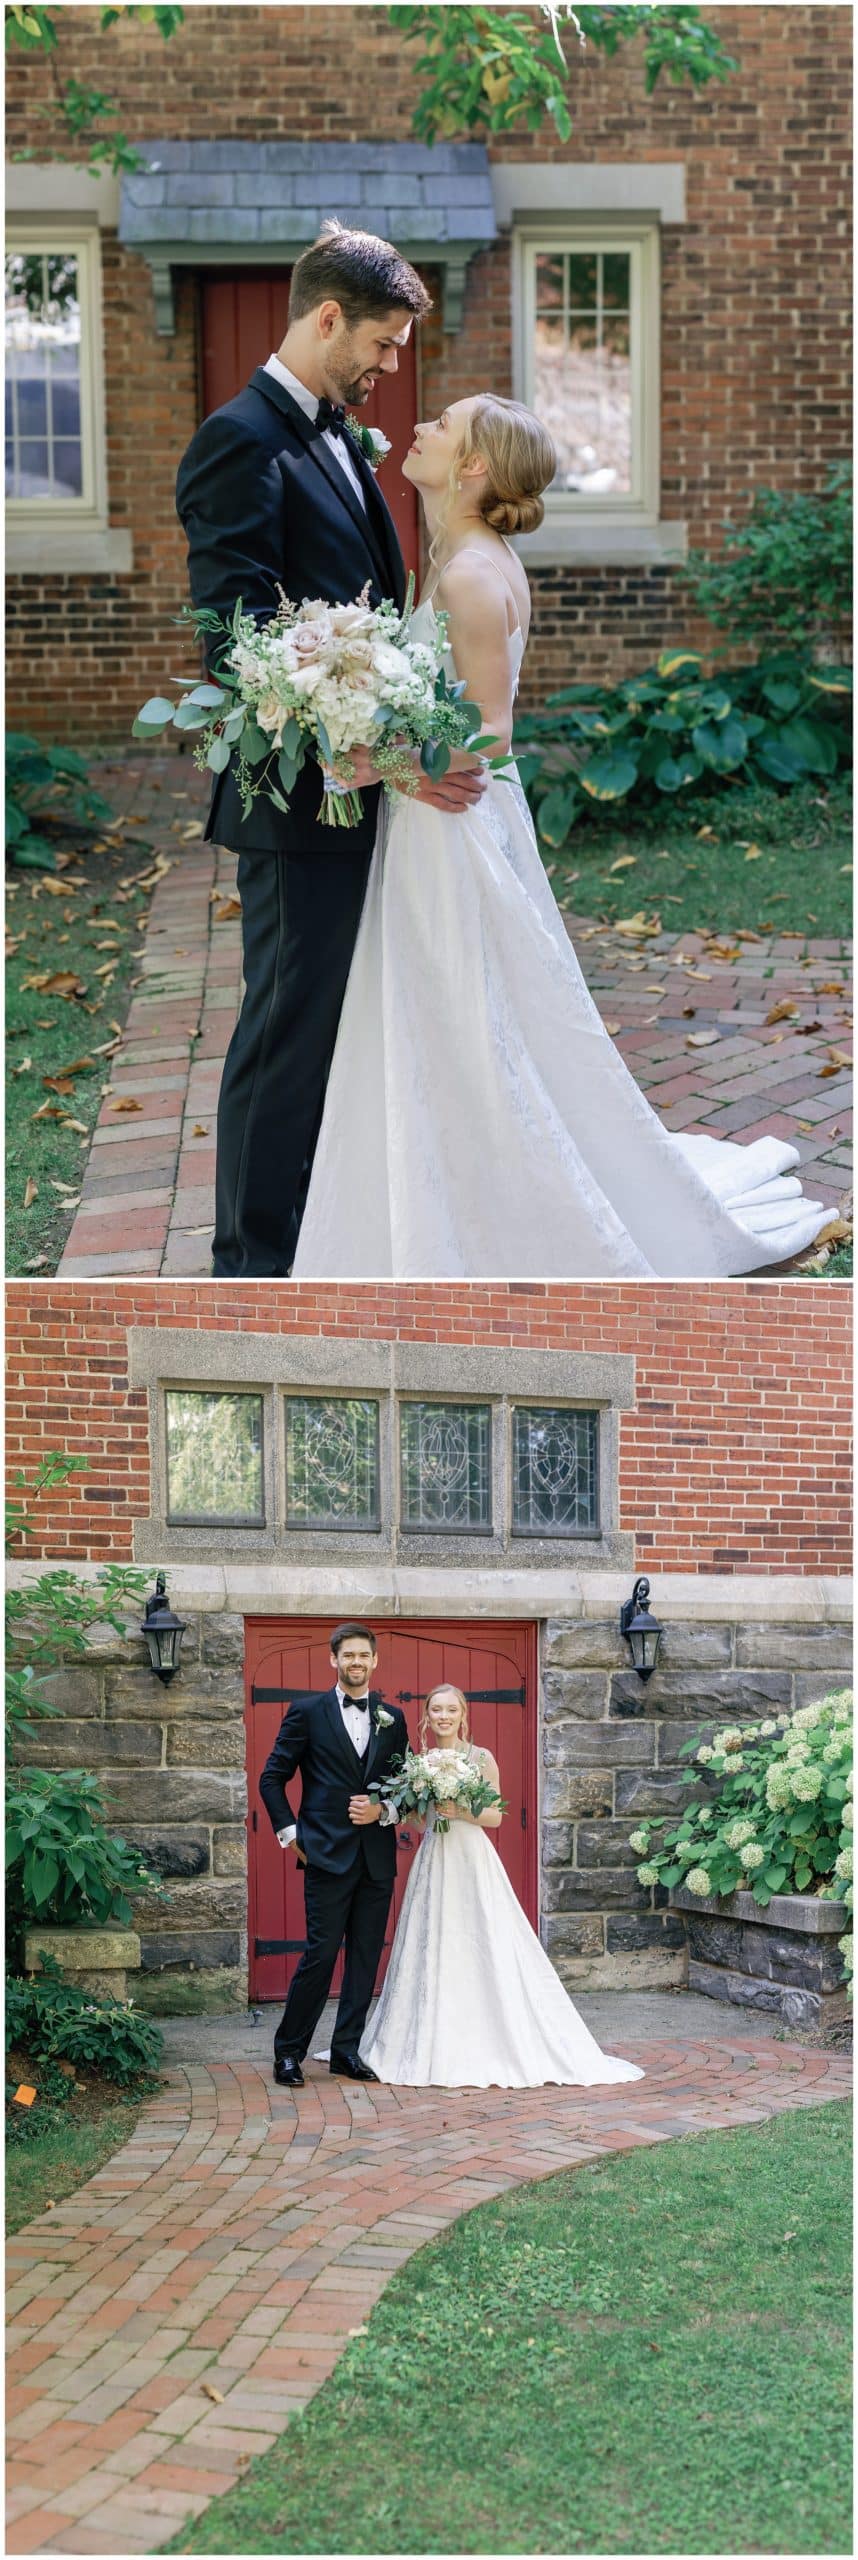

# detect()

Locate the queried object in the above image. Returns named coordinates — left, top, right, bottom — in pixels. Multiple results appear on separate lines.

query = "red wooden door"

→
left=245, top=1617, right=537, bottom=2004
left=199, top=272, right=421, bottom=577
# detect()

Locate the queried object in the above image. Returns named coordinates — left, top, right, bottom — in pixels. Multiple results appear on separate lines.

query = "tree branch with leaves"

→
left=392, top=3, right=738, bottom=144
left=5, top=3, right=184, bottom=176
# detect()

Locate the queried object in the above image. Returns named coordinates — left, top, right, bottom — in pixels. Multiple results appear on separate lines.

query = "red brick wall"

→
left=5, top=4, right=851, bottom=731
left=5, top=1282, right=852, bottom=1574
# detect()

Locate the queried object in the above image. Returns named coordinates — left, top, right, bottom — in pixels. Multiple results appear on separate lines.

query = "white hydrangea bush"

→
left=629, top=1689, right=853, bottom=1986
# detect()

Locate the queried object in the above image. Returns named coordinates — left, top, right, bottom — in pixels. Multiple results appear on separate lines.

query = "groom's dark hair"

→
left=330, top=1621, right=378, bottom=1655
left=289, top=221, right=432, bottom=325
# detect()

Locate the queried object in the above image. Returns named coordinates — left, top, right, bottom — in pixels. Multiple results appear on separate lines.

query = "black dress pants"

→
left=213, top=834, right=374, bottom=1275
left=273, top=1851, right=394, bottom=2064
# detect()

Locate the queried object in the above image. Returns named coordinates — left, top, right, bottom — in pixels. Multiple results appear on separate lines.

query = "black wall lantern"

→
left=619, top=1576, right=664, bottom=1682
left=141, top=1572, right=187, bottom=1685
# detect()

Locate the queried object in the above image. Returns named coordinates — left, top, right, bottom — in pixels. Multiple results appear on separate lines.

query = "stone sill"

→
left=7, top=527, right=133, bottom=576
left=514, top=518, right=687, bottom=570
left=672, top=1886, right=848, bottom=1936
left=7, top=1562, right=853, bottom=1623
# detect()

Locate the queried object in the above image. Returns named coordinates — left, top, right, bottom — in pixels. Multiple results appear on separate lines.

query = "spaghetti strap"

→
left=427, top=546, right=524, bottom=639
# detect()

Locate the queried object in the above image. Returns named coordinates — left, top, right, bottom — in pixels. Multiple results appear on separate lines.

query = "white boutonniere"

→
left=345, top=417, right=392, bottom=471
left=372, top=1705, right=395, bottom=1730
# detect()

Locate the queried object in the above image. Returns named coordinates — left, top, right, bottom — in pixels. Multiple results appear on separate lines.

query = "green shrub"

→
left=6, top=1766, right=160, bottom=1929
left=5, top=731, right=114, bottom=873
left=629, top=1689, right=853, bottom=1983
left=6, top=1956, right=163, bottom=2089
left=513, top=650, right=852, bottom=847
left=678, top=467, right=852, bottom=654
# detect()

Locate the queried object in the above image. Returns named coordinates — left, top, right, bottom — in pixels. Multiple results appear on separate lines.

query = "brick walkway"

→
left=6, top=2017, right=851, bottom=2555
left=57, top=759, right=851, bottom=1277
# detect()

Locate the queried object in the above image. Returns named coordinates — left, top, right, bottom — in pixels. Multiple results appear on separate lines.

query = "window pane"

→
left=603, top=253, right=631, bottom=310
left=165, top=1390, right=264, bottom=1524
left=5, top=248, right=83, bottom=505
left=566, top=253, right=598, bottom=308
left=535, top=251, right=564, bottom=310
left=284, top=1397, right=379, bottom=1529
left=400, top=1403, right=491, bottom=1532
left=512, top=1407, right=599, bottom=1536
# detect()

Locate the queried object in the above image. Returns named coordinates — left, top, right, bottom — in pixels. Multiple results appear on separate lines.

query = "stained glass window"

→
left=284, top=1397, right=380, bottom=1530
left=165, top=1390, right=264, bottom=1525
left=512, top=1406, right=599, bottom=1536
left=400, top=1403, right=492, bottom=1532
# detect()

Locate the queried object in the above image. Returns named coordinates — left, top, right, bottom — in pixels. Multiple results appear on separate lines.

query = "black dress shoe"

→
left=329, top=2051, right=379, bottom=2081
left=273, top=2056, right=304, bottom=2088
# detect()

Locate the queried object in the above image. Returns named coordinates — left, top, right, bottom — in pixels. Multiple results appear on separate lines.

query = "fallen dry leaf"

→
left=21, top=969, right=86, bottom=999
left=213, top=896, right=242, bottom=922
left=110, top=1096, right=143, bottom=1114
left=41, top=875, right=73, bottom=897
left=23, top=1177, right=38, bottom=1208
left=814, top=1215, right=852, bottom=1246
left=201, top=2383, right=224, bottom=2404
left=743, top=844, right=764, bottom=861
left=765, top=1001, right=800, bottom=1025
left=608, top=855, right=637, bottom=874
left=816, top=982, right=846, bottom=997
left=686, top=1030, right=720, bottom=1048
left=11, top=1055, right=33, bottom=1078
left=24, top=1255, right=51, bottom=1270
left=604, top=1021, right=622, bottom=1037
left=191, top=1123, right=209, bottom=1139
left=611, top=911, right=662, bottom=939
left=42, top=1076, right=78, bottom=1097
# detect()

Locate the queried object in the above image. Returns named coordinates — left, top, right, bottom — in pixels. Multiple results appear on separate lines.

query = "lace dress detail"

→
left=292, top=598, right=827, bottom=1279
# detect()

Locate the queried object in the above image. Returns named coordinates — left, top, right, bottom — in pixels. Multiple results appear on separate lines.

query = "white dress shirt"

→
left=263, top=351, right=366, bottom=510
left=278, top=1684, right=395, bottom=1844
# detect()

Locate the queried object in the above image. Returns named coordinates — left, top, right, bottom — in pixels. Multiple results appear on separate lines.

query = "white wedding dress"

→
left=293, top=589, right=827, bottom=1279
left=359, top=1796, right=643, bottom=2091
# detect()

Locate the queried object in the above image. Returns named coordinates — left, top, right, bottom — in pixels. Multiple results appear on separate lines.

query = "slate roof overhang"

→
left=119, top=139, right=497, bottom=333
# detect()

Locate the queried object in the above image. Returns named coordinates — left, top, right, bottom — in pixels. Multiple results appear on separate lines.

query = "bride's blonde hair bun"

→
left=459, top=396, right=556, bottom=538
left=485, top=490, right=545, bottom=537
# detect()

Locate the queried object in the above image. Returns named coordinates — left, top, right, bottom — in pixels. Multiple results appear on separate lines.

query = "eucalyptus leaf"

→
left=206, top=735, right=231, bottom=773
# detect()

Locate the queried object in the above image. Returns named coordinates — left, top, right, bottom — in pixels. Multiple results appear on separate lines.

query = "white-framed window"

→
left=4, top=212, right=131, bottom=572
left=511, top=215, right=684, bottom=566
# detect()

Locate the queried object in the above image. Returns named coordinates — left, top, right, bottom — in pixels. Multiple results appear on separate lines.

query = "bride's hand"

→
left=332, top=746, right=380, bottom=788
left=412, top=753, right=487, bottom=813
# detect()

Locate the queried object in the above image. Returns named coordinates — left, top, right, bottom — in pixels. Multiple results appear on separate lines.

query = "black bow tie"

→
left=316, top=397, right=347, bottom=436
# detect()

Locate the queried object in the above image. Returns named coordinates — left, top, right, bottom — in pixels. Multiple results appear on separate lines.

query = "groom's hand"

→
left=349, top=1794, right=381, bottom=1825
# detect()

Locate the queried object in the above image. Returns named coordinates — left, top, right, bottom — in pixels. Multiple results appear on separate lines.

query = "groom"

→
left=259, top=1622, right=410, bottom=2087
left=176, top=220, right=486, bottom=1276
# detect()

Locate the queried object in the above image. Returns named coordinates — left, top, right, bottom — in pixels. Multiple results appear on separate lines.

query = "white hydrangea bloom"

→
left=636, top=1862, right=659, bottom=1887
left=790, top=1764, right=824, bottom=1802
left=725, top=1819, right=755, bottom=1849
left=739, top=1842, right=765, bottom=1871
left=834, top=1847, right=853, bottom=1882
left=685, top=1868, right=712, bottom=1897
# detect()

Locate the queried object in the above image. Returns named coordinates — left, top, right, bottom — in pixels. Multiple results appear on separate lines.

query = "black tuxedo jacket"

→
left=259, top=1687, right=410, bottom=1880
left=175, top=368, right=407, bottom=858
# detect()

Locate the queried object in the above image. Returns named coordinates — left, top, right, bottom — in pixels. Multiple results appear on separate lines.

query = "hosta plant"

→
left=629, top=1690, right=853, bottom=1982
left=7, top=1954, right=162, bottom=2090
left=513, top=651, right=852, bottom=846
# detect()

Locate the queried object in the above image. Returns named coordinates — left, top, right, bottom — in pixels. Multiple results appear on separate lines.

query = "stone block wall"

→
left=16, top=1609, right=249, bottom=2014
left=12, top=1597, right=852, bottom=2011
left=538, top=1614, right=853, bottom=1993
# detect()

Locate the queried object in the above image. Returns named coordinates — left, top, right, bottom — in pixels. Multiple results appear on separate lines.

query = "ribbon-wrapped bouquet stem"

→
left=134, top=575, right=510, bottom=827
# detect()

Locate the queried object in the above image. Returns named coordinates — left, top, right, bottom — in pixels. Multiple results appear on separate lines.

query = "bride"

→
left=359, top=1684, right=643, bottom=2090
left=292, top=392, right=827, bottom=1280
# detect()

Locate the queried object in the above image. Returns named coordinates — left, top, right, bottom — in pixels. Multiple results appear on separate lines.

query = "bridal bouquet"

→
left=133, top=577, right=508, bottom=829
left=369, top=1745, right=506, bottom=1835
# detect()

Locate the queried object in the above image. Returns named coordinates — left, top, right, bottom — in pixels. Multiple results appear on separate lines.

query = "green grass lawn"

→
left=6, top=834, right=157, bottom=1275
left=539, top=775, right=853, bottom=939
left=6, top=2086, right=143, bottom=2234
left=170, top=2102, right=852, bottom=2558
